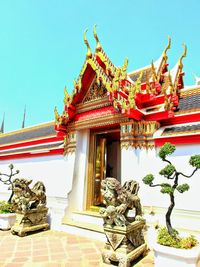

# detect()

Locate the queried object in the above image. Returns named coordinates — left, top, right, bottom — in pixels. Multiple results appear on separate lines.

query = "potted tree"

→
left=142, top=142, right=200, bottom=267
left=0, top=164, right=19, bottom=230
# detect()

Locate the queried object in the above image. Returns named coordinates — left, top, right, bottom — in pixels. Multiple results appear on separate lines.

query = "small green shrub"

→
left=0, top=201, right=13, bottom=214
left=157, top=227, right=198, bottom=249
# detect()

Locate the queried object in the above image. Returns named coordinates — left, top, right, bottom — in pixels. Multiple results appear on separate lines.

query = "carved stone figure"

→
left=100, top=177, right=147, bottom=267
left=11, top=178, right=46, bottom=212
left=11, top=178, right=49, bottom=236
left=100, top=178, right=143, bottom=227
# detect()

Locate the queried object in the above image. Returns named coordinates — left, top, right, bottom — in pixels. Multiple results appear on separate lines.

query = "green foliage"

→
left=157, top=227, right=198, bottom=249
left=159, top=164, right=175, bottom=177
left=157, top=227, right=180, bottom=248
left=176, top=183, right=190, bottom=193
left=180, top=235, right=199, bottom=249
left=189, top=155, right=200, bottom=169
left=160, top=184, right=174, bottom=194
left=158, top=142, right=176, bottom=160
left=0, top=201, right=13, bottom=214
left=142, top=174, right=154, bottom=185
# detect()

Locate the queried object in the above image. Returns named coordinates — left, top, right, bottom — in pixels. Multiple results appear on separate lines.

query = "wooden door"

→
left=93, top=137, right=106, bottom=206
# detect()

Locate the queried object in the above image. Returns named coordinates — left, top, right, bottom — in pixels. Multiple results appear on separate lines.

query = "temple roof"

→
left=0, top=122, right=56, bottom=146
left=55, top=30, right=187, bottom=132
left=153, top=120, right=200, bottom=146
left=0, top=121, right=64, bottom=160
left=0, top=141, right=63, bottom=156
left=175, top=86, right=200, bottom=114
left=161, top=123, right=200, bottom=136
left=129, top=66, right=152, bottom=83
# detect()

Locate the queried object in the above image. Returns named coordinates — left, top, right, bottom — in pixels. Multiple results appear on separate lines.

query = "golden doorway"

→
left=86, top=129, right=121, bottom=210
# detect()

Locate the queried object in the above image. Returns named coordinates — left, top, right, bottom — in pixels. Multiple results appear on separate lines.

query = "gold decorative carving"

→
left=151, top=61, right=158, bottom=82
left=83, top=80, right=108, bottom=103
left=64, top=131, right=76, bottom=155
left=67, top=114, right=128, bottom=131
left=120, top=121, right=160, bottom=149
left=54, top=106, right=61, bottom=125
left=63, top=86, right=71, bottom=105
left=121, top=58, right=128, bottom=80
left=112, top=68, right=121, bottom=90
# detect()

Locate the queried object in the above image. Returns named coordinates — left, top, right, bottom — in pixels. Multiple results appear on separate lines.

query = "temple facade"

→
left=0, top=27, right=200, bottom=238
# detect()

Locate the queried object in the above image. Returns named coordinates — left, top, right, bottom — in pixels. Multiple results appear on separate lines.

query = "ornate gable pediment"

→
left=82, top=78, right=108, bottom=104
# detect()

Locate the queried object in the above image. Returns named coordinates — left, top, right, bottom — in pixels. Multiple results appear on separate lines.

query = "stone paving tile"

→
left=0, top=230, right=154, bottom=267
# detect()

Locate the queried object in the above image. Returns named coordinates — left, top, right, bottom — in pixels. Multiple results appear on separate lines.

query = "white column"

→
left=66, top=129, right=90, bottom=213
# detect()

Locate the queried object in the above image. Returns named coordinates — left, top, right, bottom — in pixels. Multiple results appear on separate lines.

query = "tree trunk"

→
left=165, top=192, right=175, bottom=236
left=8, top=189, right=14, bottom=204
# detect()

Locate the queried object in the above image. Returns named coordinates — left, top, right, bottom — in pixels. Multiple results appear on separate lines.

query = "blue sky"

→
left=0, top=0, right=199, bottom=132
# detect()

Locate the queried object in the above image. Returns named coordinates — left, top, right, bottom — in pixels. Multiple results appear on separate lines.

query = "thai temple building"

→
left=0, top=26, right=200, bottom=239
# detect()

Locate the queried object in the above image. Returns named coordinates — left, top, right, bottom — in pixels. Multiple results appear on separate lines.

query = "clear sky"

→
left=0, top=0, right=199, bottom=132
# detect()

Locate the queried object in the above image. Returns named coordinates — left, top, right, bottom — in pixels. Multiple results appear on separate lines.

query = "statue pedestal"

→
left=102, top=220, right=147, bottom=267
left=11, top=207, right=49, bottom=237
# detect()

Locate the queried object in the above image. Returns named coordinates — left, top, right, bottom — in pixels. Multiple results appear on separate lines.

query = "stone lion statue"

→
left=11, top=178, right=46, bottom=212
left=100, top=177, right=143, bottom=227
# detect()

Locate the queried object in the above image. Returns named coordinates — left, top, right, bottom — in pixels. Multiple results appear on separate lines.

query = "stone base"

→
left=11, top=207, right=49, bottom=237
left=102, top=221, right=147, bottom=267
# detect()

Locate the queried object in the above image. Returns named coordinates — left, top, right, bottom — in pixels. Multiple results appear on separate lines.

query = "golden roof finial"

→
left=178, top=43, right=187, bottom=69
left=151, top=60, right=158, bottom=81
left=121, top=58, right=128, bottom=80
left=64, top=86, right=71, bottom=105
left=146, top=73, right=151, bottom=94
left=167, top=71, right=174, bottom=94
left=162, top=36, right=171, bottom=60
left=54, top=106, right=60, bottom=124
left=93, top=24, right=102, bottom=53
left=84, top=29, right=92, bottom=59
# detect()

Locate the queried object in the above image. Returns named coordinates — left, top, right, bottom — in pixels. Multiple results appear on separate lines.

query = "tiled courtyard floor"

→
left=0, top=230, right=154, bottom=267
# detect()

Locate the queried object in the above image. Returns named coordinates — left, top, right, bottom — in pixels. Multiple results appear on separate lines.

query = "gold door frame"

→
left=86, top=128, right=120, bottom=211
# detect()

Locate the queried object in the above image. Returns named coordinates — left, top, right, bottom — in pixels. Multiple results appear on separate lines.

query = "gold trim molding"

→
left=120, top=121, right=160, bottom=149
left=64, top=131, right=76, bottom=155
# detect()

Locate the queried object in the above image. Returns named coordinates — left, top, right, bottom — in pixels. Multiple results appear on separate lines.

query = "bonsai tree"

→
left=0, top=164, right=20, bottom=203
left=143, top=142, right=200, bottom=239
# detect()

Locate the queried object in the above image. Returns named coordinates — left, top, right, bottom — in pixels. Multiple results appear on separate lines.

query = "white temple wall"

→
left=0, top=155, right=74, bottom=230
left=121, top=143, right=200, bottom=232
left=121, top=147, right=140, bottom=184
left=121, top=144, right=200, bottom=211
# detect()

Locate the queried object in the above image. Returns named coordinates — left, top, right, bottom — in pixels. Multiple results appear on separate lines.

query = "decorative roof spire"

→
left=64, top=86, right=71, bottom=105
left=84, top=29, right=92, bottom=59
left=168, top=71, right=174, bottom=94
left=121, top=58, right=128, bottom=80
left=193, top=73, right=200, bottom=85
left=93, top=24, right=102, bottom=53
left=22, top=105, right=26, bottom=128
left=178, top=43, right=187, bottom=69
left=0, top=112, right=5, bottom=133
left=151, top=60, right=158, bottom=81
left=162, top=36, right=171, bottom=60
left=54, top=107, right=60, bottom=125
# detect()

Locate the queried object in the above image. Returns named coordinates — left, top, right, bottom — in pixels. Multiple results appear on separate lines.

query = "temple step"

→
left=62, top=211, right=106, bottom=241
